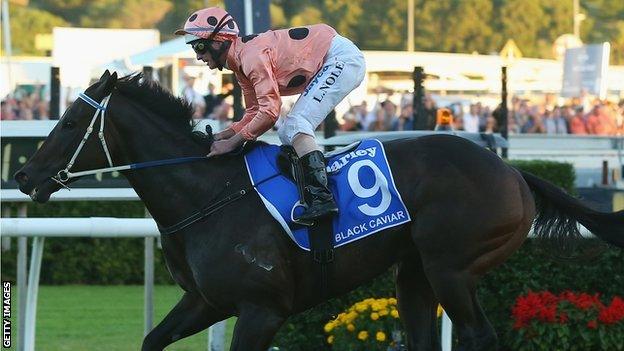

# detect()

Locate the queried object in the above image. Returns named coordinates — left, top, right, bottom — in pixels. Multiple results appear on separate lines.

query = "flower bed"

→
left=509, top=291, right=624, bottom=350
left=324, top=297, right=443, bottom=350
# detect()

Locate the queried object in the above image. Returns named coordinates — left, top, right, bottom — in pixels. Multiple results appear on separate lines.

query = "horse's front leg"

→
left=142, top=291, right=228, bottom=351
left=229, top=303, right=287, bottom=351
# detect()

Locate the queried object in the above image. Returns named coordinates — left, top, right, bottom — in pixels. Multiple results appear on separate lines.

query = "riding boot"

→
left=296, top=150, right=338, bottom=221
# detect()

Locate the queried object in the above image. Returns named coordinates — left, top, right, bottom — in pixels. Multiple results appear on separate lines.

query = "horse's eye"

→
left=63, top=120, right=75, bottom=129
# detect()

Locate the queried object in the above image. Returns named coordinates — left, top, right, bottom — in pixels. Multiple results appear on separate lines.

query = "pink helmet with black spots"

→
left=174, top=7, right=239, bottom=44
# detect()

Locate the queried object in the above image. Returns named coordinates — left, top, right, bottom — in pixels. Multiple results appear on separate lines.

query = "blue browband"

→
left=78, top=93, right=107, bottom=111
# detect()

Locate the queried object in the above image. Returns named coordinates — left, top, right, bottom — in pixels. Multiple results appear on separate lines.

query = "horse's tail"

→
left=519, top=170, right=624, bottom=248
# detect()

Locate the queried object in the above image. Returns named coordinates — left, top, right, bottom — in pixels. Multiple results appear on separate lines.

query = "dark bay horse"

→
left=14, top=71, right=624, bottom=351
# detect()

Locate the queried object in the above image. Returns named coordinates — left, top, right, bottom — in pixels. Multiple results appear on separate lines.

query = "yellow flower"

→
left=327, top=335, right=334, bottom=344
left=391, top=309, right=399, bottom=318
left=347, top=323, right=355, bottom=332
left=376, top=331, right=386, bottom=342
left=324, top=322, right=334, bottom=333
left=357, top=330, right=369, bottom=340
left=437, top=304, right=444, bottom=318
left=347, top=311, right=358, bottom=322
left=388, top=297, right=397, bottom=305
left=355, top=302, right=368, bottom=312
left=370, top=312, right=379, bottom=320
left=379, top=308, right=389, bottom=316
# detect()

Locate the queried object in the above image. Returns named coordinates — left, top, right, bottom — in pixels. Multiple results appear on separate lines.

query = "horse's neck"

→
left=110, top=102, right=234, bottom=226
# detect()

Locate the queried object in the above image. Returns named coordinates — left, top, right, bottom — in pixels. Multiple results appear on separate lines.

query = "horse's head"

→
left=14, top=70, right=118, bottom=203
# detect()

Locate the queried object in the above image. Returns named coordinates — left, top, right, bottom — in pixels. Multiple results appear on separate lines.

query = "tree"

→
left=78, top=0, right=172, bottom=29
left=497, top=0, right=546, bottom=58
left=157, top=0, right=221, bottom=41
left=442, top=0, right=495, bottom=54
left=582, top=0, right=624, bottom=65
left=290, top=6, right=323, bottom=28
left=4, top=3, right=67, bottom=56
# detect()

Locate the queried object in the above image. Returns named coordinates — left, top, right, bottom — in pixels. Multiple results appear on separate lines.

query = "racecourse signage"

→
left=561, top=43, right=610, bottom=98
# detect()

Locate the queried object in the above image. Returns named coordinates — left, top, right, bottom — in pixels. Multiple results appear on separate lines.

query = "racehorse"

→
left=14, top=71, right=624, bottom=351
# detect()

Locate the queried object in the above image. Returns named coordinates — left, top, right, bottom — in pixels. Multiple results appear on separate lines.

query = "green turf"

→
left=6, top=285, right=235, bottom=351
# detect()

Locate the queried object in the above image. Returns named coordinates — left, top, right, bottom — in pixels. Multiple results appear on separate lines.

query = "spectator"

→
left=340, top=109, right=360, bottom=131
left=484, top=116, right=497, bottom=134
left=1, top=100, right=14, bottom=120
left=354, top=101, right=371, bottom=131
left=423, top=94, right=437, bottom=130
left=392, top=103, right=413, bottom=131
left=544, top=107, right=567, bottom=134
left=207, top=100, right=232, bottom=129
left=371, top=100, right=397, bottom=131
left=203, top=83, right=233, bottom=118
left=33, top=100, right=49, bottom=120
left=181, top=75, right=206, bottom=118
left=587, top=104, right=616, bottom=135
left=567, top=107, right=588, bottom=134
left=522, top=113, right=546, bottom=133
left=463, top=104, right=480, bottom=133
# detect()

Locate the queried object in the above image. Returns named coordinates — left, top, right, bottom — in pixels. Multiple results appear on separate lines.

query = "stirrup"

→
left=291, top=201, right=315, bottom=227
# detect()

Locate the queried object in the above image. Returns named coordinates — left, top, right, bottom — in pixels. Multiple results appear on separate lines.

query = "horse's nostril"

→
left=14, top=171, right=29, bottom=186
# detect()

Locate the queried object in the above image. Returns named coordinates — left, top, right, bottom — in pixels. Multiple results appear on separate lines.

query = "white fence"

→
left=0, top=206, right=227, bottom=351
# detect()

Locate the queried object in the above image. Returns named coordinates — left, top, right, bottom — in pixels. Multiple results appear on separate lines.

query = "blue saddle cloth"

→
left=244, top=139, right=411, bottom=251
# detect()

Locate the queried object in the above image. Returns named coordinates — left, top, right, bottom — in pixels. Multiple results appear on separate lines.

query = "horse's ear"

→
left=100, top=70, right=111, bottom=82
left=101, top=71, right=117, bottom=94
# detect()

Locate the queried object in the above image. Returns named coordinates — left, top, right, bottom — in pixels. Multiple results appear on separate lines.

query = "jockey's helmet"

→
left=174, top=7, right=239, bottom=44
left=175, top=7, right=239, bottom=70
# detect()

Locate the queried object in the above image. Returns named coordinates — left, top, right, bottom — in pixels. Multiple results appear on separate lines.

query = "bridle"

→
left=52, top=92, right=116, bottom=189
left=51, top=91, right=212, bottom=190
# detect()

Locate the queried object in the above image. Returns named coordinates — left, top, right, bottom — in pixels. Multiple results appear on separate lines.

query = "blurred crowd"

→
left=3, top=85, right=624, bottom=137
left=336, top=93, right=624, bottom=136
left=1, top=87, right=50, bottom=120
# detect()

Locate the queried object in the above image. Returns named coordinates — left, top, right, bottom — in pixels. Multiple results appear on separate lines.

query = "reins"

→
left=157, top=172, right=281, bottom=235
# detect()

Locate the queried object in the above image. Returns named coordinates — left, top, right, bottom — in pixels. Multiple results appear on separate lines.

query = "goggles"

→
left=191, top=40, right=211, bottom=55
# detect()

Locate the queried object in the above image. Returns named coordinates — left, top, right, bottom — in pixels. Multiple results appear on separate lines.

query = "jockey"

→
left=175, top=7, right=366, bottom=222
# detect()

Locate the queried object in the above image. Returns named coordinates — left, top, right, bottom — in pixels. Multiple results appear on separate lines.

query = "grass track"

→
left=6, top=285, right=235, bottom=351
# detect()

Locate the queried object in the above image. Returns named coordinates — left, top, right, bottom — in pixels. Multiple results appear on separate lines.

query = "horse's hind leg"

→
left=426, top=270, right=496, bottom=351
left=396, top=253, right=441, bottom=350
left=416, top=223, right=529, bottom=351
left=141, top=291, right=227, bottom=351
left=229, top=303, right=286, bottom=351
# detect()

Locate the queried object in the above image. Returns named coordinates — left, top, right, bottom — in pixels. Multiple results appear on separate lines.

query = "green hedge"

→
left=2, top=160, right=617, bottom=350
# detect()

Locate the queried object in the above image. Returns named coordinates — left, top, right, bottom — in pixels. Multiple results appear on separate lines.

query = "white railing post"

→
left=23, top=237, right=44, bottom=351
left=208, top=320, right=227, bottom=351
left=144, top=209, right=154, bottom=336
left=17, top=204, right=28, bottom=351
left=441, top=310, right=453, bottom=351
left=144, top=236, right=154, bottom=336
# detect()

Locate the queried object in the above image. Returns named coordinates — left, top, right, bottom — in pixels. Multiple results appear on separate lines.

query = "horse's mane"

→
left=114, top=73, right=195, bottom=134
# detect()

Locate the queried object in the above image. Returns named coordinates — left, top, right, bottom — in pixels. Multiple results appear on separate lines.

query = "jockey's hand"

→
left=214, top=128, right=235, bottom=141
left=207, top=133, right=245, bottom=157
